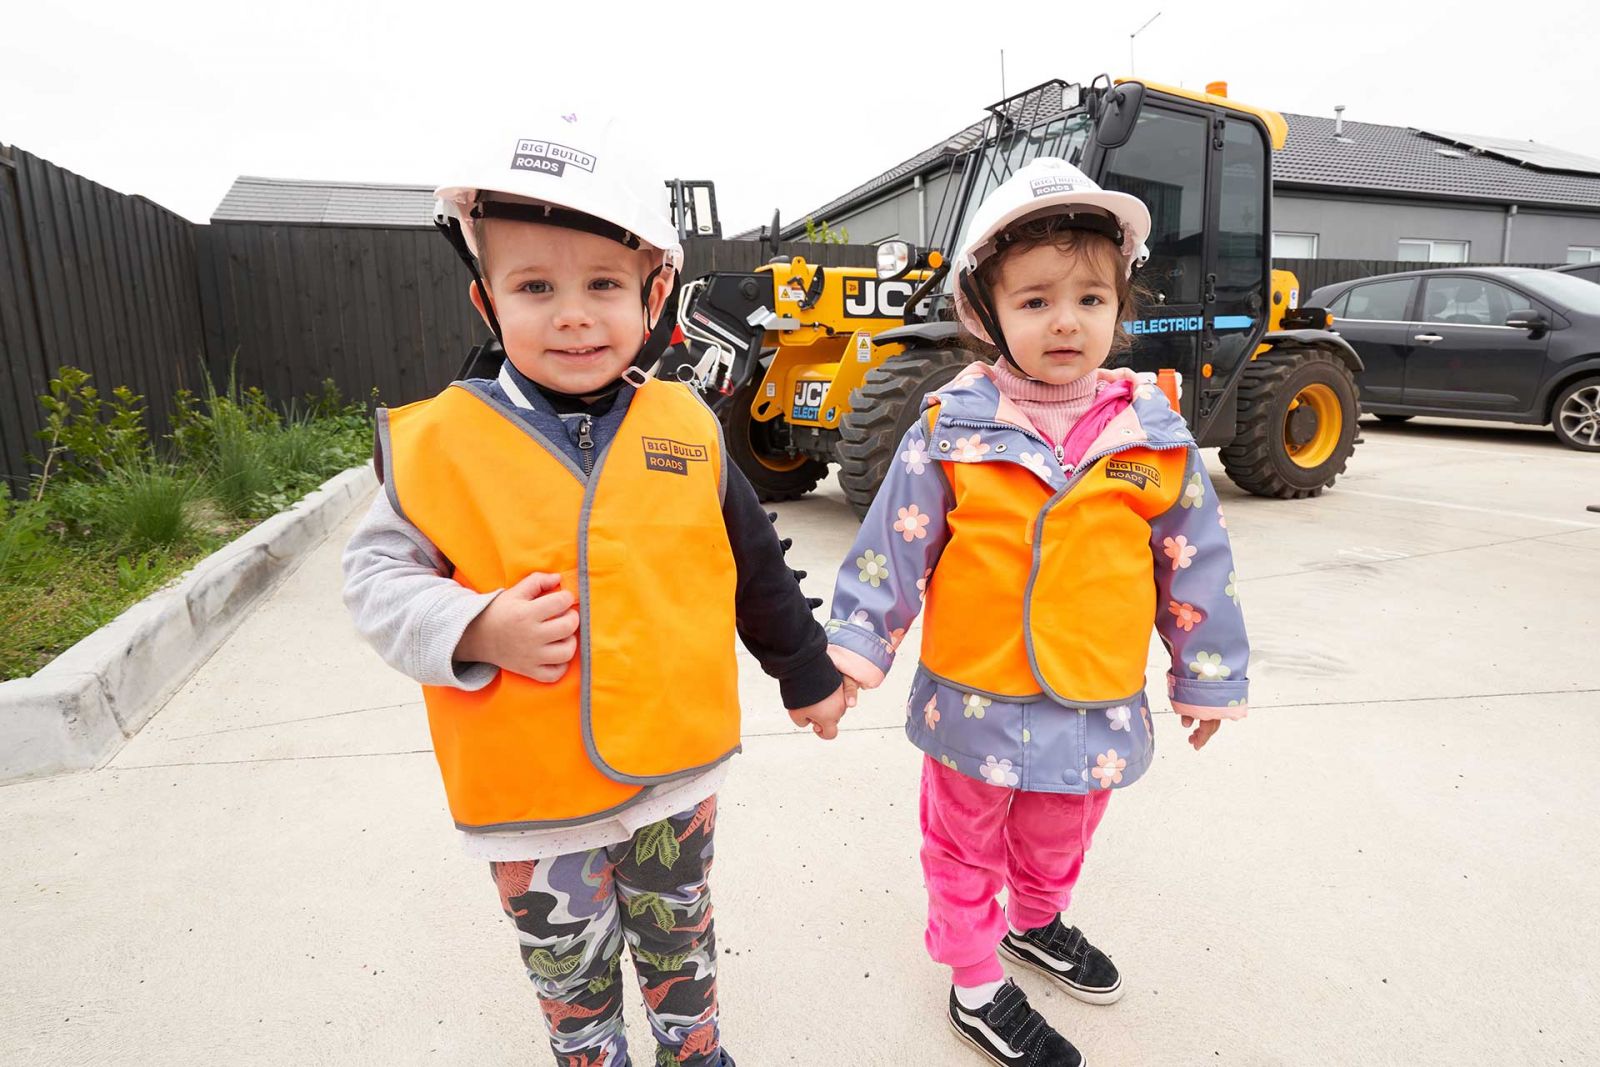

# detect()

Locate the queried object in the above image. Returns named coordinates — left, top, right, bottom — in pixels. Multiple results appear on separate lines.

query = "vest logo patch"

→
left=1105, top=458, right=1160, bottom=490
left=643, top=436, right=709, bottom=476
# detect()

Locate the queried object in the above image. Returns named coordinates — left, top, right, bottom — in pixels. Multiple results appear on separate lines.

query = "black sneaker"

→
left=947, top=979, right=1085, bottom=1067
left=999, top=919, right=1123, bottom=1005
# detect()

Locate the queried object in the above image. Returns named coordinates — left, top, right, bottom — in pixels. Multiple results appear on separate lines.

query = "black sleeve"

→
left=721, top=463, right=842, bottom=709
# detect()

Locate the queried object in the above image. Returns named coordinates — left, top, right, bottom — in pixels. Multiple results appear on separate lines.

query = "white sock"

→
left=954, top=980, right=1005, bottom=1010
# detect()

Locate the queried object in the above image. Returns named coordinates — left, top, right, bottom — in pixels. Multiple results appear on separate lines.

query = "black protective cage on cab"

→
left=900, top=77, right=1351, bottom=449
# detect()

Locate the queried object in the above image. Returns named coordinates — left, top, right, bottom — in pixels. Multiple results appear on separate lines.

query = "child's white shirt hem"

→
left=458, top=763, right=728, bottom=862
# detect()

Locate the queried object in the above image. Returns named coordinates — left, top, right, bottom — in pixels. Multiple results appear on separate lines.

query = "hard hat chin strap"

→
left=958, top=271, right=1042, bottom=381
left=436, top=215, right=506, bottom=346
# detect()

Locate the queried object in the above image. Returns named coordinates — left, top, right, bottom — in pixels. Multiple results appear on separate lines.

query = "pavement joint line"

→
left=162, top=700, right=422, bottom=740
left=1285, top=495, right=1580, bottom=540
left=1351, top=430, right=1583, bottom=460
left=1244, top=528, right=1577, bottom=583
left=102, top=749, right=437, bottom=771
left=1331, top=489, right=1600, bottom=529
left=1250, top=687, right=1596, bottom=710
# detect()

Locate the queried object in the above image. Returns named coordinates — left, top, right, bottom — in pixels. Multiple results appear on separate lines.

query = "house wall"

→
left=1273, top=191, right=1600, bottom=263
left=816, top=169, right=961, bottom=246
left=1272, top=192, right=1507, bottom=260
left=1507, top=209, right=1600, bottom=262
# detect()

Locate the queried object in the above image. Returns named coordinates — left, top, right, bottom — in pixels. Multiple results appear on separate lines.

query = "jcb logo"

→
left=843, top=278, right=920, bottom=319
left=792, top=380, right=828, bottom=420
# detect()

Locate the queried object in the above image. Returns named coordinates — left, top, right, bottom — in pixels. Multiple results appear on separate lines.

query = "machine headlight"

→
left=877, top=240, right=912, bottom=280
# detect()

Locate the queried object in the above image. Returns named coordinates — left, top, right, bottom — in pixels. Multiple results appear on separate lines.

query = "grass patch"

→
left=2, top=368, right=372, bottom=681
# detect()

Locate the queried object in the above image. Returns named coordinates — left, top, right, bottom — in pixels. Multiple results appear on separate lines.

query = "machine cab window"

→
left=1100, top=109, right=1209, bottom=305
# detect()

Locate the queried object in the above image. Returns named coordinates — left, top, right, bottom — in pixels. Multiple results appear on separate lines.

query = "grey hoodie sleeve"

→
left=340, top=491, right=501, bottom=690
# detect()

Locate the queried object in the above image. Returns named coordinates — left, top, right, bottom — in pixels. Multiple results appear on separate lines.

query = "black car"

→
left=1309, top=267, right=1600, bottom=451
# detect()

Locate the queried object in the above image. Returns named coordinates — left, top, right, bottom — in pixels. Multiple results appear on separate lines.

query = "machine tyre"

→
left=837, top=346, right=974, bottom=518
left=718, top=379, right=828, bottom=501
left=1221, top=349, right=1360, bottom=499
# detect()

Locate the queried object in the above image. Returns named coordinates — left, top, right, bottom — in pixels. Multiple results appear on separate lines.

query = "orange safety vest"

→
left=920, top=407, right=1187, bottom=705
left=378, top=378, right=740, bottom=830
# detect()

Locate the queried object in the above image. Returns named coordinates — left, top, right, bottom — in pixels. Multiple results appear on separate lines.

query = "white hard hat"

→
left=952, top=157, right=1151, bottom=345
left=434, top=113, right=683, bottom=275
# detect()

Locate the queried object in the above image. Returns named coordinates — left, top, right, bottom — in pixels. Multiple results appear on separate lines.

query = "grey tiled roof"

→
left=765, top=109, right=1600, bottom=239
left=211, top=176, right=437, bottom=227
left=1274, top=114, right=1600, bottom=209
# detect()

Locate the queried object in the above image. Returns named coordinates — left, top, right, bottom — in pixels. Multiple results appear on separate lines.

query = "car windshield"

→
left=1509, top=270, right=1600, bottom=315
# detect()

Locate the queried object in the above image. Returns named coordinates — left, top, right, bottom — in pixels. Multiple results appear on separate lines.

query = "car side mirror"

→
left=1505, top=310, right=1549, bottom=334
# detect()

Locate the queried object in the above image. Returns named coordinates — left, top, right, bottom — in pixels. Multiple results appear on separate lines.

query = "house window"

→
left=1398, top=238, right=1469, bottom=263
left=1272, top=232, right=1318, bottom=259
left=1568, top=246, right=1600, bottom=264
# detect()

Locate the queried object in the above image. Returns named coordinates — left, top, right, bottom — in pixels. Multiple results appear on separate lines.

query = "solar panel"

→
left=1419, top=128, right=1600, bottom=176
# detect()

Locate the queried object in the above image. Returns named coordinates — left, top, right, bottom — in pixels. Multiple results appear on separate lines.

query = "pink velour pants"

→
left=919, top=755, right=1111, bottom=986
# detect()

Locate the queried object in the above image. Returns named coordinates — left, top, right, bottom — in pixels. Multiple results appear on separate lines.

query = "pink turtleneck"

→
left=987, top=358, right=1100, bottom=447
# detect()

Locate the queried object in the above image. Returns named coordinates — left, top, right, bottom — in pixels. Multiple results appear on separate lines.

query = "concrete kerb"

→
left=0, top=465, right=377, bottom=785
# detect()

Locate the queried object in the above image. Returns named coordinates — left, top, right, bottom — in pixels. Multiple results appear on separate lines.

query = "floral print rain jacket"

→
left=827, top=363, right=1250, bottom=793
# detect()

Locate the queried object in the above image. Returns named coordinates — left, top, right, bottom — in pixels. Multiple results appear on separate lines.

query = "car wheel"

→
left=1552, top=378, right=1600, bottom=452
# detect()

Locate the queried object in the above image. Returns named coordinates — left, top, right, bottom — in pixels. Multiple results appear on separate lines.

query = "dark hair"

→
left=964, top=214, right=1146, bottom=359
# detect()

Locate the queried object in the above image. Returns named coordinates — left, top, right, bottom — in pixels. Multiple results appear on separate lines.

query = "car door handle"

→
left=1413, top=333, right=1444, bottom=343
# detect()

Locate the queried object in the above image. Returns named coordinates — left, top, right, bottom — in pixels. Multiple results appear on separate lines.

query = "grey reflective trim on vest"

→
left=453, top=379, right=588, bottom=484
left=685, top=383, right=729, bottom=504
left=917, top=662, right=1048, bottom=703
left=1020, top=438, right=1193, bottom=708
left=375, top=408, right=406, bottom=522
left=453, top=787, right=656, bottom=833
left=577, top=380, right=742, bottom=787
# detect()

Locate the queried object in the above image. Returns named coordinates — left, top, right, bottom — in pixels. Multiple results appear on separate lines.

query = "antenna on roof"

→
left=1129, top=12, right=1162, bottom=76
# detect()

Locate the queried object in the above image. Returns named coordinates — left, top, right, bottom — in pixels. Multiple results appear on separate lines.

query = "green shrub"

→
left=5, top=363, right=376, bottom=680
left=0, top=498, right=51, bottom=579
left=209, top=414, right=277, bottom=518
left=47, top=466, right=196, bottom=548
left=32, top=367, right=151, bottom=493
left=102, top=466, right=196, bottom=548
left=267, top=416, right=326, bottom=480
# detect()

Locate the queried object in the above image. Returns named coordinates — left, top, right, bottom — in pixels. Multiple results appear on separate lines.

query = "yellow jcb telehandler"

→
left=678, top=76, right=1363, bottom=515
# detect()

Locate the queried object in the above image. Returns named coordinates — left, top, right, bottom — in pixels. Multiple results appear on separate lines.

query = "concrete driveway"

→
left=3, top=415, right=1597, bottom=1065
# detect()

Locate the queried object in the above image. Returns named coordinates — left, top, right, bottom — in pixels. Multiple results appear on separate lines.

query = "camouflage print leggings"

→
left=490, top=797, right=722, bottom=1067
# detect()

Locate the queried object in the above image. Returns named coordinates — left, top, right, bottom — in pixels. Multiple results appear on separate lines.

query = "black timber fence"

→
left=1, top=145, right=208, bottom=495
left=193, top=230, right=884, bottom=418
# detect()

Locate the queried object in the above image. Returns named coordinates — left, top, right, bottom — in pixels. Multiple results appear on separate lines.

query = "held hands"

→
left=841, top=676, right=860, bottom=709
left=1180, top=715, right=1222, bottom=751
left=789, top=684, right=848, bottom=740
left=456, top=572, right=580, bottom=683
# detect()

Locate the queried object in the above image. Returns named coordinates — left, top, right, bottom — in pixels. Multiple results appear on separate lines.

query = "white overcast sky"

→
left=4, top=0, right=1598, bottom=235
